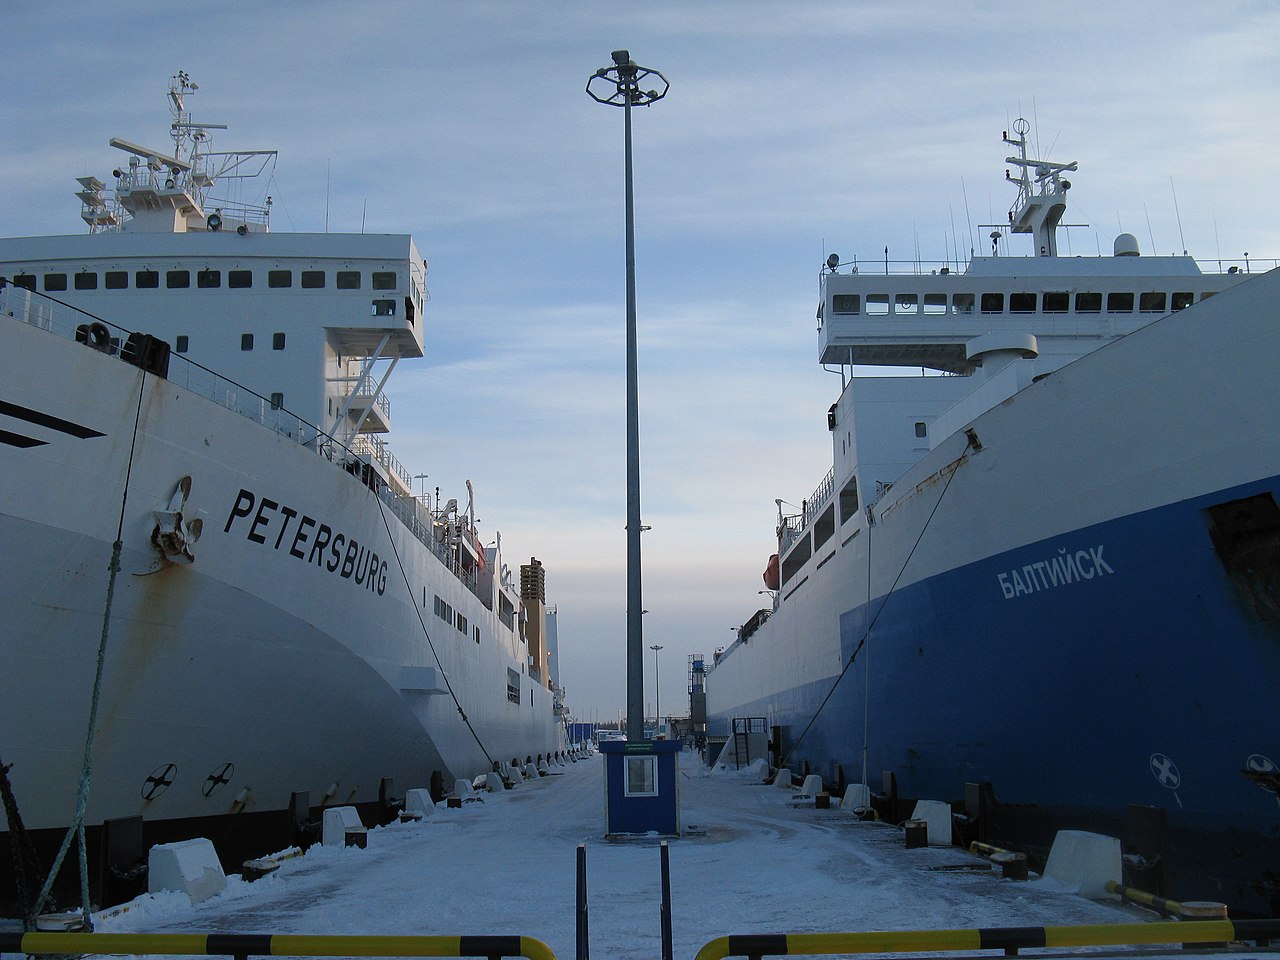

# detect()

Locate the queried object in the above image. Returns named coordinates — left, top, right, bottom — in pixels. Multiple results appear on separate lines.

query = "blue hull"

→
left=711, top=474, right=1280, bottom=912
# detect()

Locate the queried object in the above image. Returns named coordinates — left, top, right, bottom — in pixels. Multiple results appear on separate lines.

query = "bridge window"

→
left=952, top=293, right=975, bottom=314
left=337, top=271, right=361, bottom=289
left=198, top=269, right=221, bottom=288
left=1075, top=291, right=1101, bottom=313
left=301, top=270, right=325, bottom=289
left=175, top=335, right=189, bottom=353
left=1043, top=291, right=1069, bottom=313
left=894, top=293, right=918, bottom=315
left=229, top=270, right=252, bottom=288
left=372, top=299, right=396, bottom=317
left=105, top=271, right=128, bottom=289
left=74, top=272, right=98, bottom=290
left=270, top=392, right=284, bottom=410
left=241, top=333, right=254, bottom=351
left=980, top=293, right=1004, bottom=313
left=136, top=270, right=159, bottom=289
left=268, top=270, right=293, bottom=289
left=1172, top=291, right=1194, bottom=310
left=43, top=273, right=67, bottom=291
left=273, top=332, right=286, bottom=350
left=372, top=271, right=397, bottom=290
left=923, top=293, right=947, bottom=315
left=1010, top=292, right=1036, bottom=313
left=866, top=293, right=889, bottom=315
left=1107, top=292, right=1134, bottom=313
left=1139, top=292, right=1167, bottom=313
left=832, top=294, right=860, bottom=314
left=166, top=270, right=190, bottom=288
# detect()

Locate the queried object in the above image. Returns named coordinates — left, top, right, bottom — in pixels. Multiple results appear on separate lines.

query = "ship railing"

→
left=779, top=466, right=836, bottom=547
left=820, top=254, right=1278, bottom=281
left=352, top=434, right=412, bottom=489
left=1, top=283, right=487, bottom=596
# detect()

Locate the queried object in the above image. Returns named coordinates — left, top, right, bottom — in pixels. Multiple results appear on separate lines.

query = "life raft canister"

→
left=763, top=553, right=780, bottom=590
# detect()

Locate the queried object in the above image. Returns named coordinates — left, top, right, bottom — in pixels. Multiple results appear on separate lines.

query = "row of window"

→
left=171, top=332, right=288, bottom=354
left=781, top=475, right=860, bottom=588
left=15, top=268, right=400, bottom=292
left=830, top=289, right=1202, bottom=317
left=432, top=594, right=481, bottom=643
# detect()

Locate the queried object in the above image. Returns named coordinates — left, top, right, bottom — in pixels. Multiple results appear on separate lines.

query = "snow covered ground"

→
left=10, top=751, right=1250, bottom=960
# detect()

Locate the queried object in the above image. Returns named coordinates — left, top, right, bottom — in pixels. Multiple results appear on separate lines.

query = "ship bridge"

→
left=817, top=251, right=1235, bottom=375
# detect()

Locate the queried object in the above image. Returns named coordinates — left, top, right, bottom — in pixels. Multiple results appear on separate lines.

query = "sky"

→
left=3, top=0, right=1279, bottom=721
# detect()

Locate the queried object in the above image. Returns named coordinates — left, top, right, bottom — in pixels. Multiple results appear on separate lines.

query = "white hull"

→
left=1, top=312, right=559, bottom=833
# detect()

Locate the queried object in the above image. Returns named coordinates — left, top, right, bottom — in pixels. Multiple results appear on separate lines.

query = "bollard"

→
left=904, top=820, right=927, bottom=849
left=1180, top=902, right=1229, bottom=949
left=990, top=851, right=1028, bottom=880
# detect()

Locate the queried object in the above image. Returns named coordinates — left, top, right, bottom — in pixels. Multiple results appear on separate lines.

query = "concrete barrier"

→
left=321, top=806, right=367, bottom=847
left=773, top=769, right=793, bottom=789
left=1042, top=830, right=1121, bottom=898
left=909, top=799, right=953, bottom=846
left=148, top=838, right=226, bottom=903
left=453, top=778, right=475, bottom=799
left=797, top=774, right=824, bottom=797
left=841, top=783, right=871, bottom=810
left=405, top=788, right=436, bottom=819
left=484, top=772, right=505, bottom=793
left=522, top=763, right=538, bottom=779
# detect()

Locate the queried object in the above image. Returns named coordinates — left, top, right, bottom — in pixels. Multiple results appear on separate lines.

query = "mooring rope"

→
left=781, top=435, right=973, bottom=772
left=373, top=491, right=496, bottom=771
left=29, top=374, right=148, bottom=929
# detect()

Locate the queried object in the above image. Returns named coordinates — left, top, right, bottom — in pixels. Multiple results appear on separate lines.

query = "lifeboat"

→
left=763, top=553, right=780, bottom=590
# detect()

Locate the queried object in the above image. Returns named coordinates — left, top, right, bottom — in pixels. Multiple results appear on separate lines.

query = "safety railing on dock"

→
left=0, top=932, right=557, bottom=960
left=692, top=919, right=1280, bottom=960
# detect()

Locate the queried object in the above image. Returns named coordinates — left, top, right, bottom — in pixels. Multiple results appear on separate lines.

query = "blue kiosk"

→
left=601, top=738, right=682, bottom=836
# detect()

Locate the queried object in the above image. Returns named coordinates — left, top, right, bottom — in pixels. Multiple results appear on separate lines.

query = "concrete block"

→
left=798, top=774, right=824, bottom=797
left=148, top=838, right=226, bottom=904
left=1042, top=830, right=1121, bottom=898
left=453, top=778, right=475, bottom=799
left=405, top=788, right=435, bottom=818
left=522, top=763, right=538, bottom=779
left=841, top=783, right=871, bottom=810
left=321, top=806, right=366, bottom=847
left=909, top=799, right=953, bottom=846
left=484, top=772, right=505, bottom=793
left=773, top=768, right=793, bottom=789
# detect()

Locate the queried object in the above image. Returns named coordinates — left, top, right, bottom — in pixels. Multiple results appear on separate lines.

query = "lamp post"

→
left=587, top=50, right=668, bottom=744
left=650, top=643, right=663, bottom=729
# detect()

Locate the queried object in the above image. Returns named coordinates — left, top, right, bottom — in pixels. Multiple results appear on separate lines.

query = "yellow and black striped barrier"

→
left=0, top=932, right=557, bottom=960
left=693, top=918, right=1280, bottom=960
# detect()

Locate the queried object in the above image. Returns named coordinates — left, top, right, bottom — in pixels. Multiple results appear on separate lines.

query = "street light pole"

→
left=587, top=51, right=668, bottom=744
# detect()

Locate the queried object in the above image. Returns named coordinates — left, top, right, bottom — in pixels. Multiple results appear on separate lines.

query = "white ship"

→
left=0, top=73, right=565, bottom=914
left=705, top=119, right=1280, bottom=913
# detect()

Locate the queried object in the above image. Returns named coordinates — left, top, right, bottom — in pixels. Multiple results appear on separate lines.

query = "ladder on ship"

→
left=731, top=717, right=767, bottom=770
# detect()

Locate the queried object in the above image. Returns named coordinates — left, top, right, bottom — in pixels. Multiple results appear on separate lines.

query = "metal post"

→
left=575, top=843, right=588, bottom=960
left=650, top=643, right=663, bottom=730
left=659, top=841, right=673, bottom=960
left=586, top=51, right=668, bottom=745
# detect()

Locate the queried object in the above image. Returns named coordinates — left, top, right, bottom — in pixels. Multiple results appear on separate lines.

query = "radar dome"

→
left=1114, top=233, right=1140, bottom=257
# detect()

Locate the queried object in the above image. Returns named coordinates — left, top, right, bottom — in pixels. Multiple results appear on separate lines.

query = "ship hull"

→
left=707, top=269, right=1280, bottom=914
left=1, top=313, right=560, bottom=911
